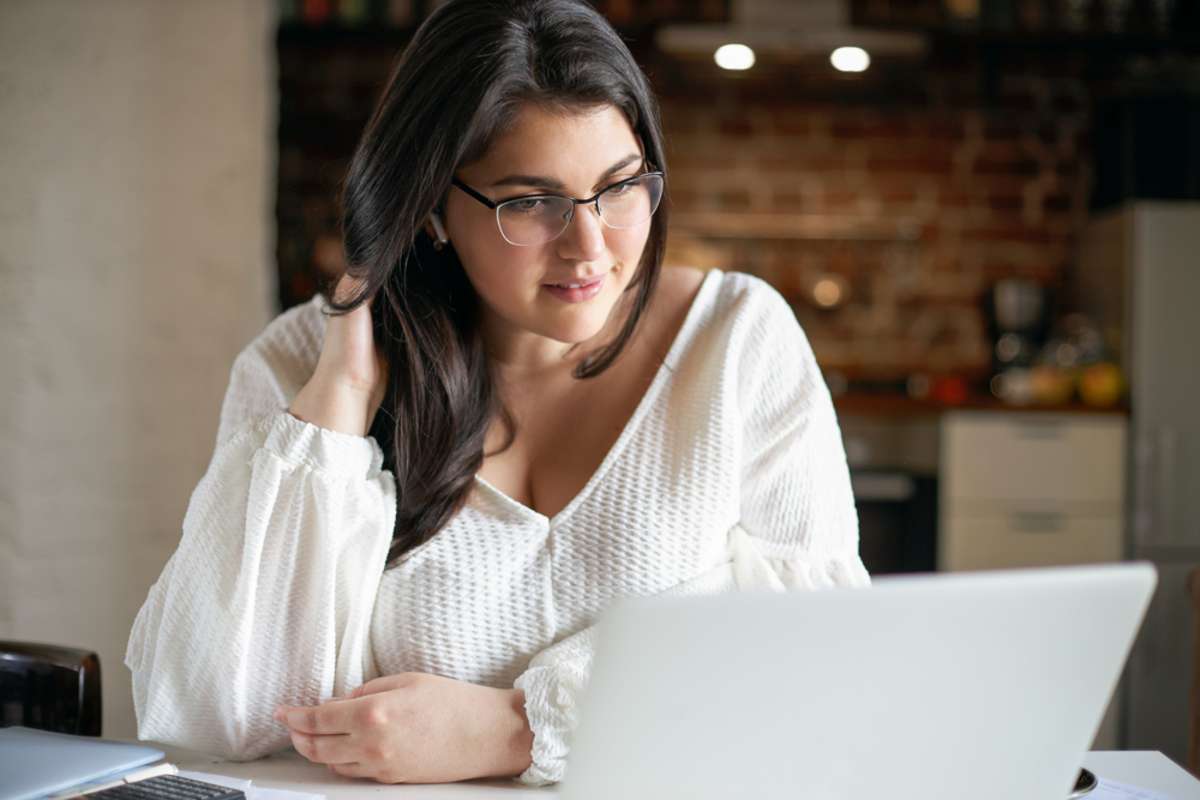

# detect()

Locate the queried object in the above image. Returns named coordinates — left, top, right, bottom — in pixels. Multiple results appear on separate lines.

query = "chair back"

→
left=0, top=641, right=102, bottom=735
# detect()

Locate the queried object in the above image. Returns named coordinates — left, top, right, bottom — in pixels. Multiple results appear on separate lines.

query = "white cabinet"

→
left=939, top=411, right=1127, bottom=572
left=942, top=513, right=1123, bottom=570
left=938, top=409, right=1128, bottom=749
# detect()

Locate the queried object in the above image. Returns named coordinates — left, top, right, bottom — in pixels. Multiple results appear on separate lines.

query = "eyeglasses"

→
left=450, top=169, right=665, bottom=247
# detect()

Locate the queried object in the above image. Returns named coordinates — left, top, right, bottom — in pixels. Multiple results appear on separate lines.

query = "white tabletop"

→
left=161, top=747, right=1200, bottom=799
left=167, top=746, right=540, bottom=797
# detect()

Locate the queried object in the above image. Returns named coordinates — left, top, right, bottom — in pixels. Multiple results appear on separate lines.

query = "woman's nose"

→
left=557, top=202, right=607, bottom=260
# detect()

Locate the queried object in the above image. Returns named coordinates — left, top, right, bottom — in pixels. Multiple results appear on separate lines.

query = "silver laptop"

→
left=562, top=562, right=1156, bottom=800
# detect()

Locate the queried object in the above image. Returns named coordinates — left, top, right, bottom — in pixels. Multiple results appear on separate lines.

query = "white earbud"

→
left=430, top=213, right=448, bottom=244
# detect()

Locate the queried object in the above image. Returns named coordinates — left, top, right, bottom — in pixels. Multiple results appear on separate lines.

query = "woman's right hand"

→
left=289, top=273, right=390, bottom=437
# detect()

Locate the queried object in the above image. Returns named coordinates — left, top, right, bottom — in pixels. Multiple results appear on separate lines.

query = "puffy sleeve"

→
left=736, top=286, right=871, bottom=590
left=123, top=345, right=397, bottom=760
left=512, top=625, right=597, bottom=786
left=510, top=561, right=735, bottom=787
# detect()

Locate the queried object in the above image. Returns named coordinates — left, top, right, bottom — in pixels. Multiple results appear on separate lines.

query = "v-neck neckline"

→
left=473, top=268, right=723, bottom=528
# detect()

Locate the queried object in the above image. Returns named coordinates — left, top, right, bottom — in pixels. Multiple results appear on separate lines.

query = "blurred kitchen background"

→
left=2, top=0, right=1199, bottom=775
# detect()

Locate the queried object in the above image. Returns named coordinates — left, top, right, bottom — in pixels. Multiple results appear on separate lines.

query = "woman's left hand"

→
left=274, top=672, right=533, bottom=784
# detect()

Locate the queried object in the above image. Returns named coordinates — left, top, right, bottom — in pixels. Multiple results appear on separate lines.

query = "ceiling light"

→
left=830, top=46, right=871, bottom=72
left=657, top=0, right=925, bottom=62
left=714, top=43, right=756, bottom=71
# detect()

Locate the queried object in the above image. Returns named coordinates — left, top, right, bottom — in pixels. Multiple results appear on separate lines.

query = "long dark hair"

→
left=324, top=0, right=670, bottom=568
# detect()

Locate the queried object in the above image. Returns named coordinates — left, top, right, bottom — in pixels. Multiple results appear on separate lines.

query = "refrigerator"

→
left=1075, top=201, right=1200, bottom=767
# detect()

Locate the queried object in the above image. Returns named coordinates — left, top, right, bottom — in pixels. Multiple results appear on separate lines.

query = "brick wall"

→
left=657, top=73, right=1092, bottom=378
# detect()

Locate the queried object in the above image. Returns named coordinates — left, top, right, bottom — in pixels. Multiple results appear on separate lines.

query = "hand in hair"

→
left=274, top=672, right=534, bottom=783
left=289, top=272, right=390, bottom=437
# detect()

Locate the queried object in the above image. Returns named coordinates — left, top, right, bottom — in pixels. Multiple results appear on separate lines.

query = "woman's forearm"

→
left=498, top=688, right=536, bottom=778
left=288, top=376, right=373, bottom=437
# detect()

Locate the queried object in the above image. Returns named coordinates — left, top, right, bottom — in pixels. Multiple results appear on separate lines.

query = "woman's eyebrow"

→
left=489, top=153, right=642, bottom=191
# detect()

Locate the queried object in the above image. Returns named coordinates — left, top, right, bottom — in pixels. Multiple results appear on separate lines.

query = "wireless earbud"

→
left=430, top=213, right=448, bottom=244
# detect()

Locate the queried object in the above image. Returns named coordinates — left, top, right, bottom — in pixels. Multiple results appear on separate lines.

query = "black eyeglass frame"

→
left=448, top=168, right=666, bottom=246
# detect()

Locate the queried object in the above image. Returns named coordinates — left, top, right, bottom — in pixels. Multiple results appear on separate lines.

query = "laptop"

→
left=0, top=726, right=165, bottom=800
left=561, top=562, right=1157, bottom=800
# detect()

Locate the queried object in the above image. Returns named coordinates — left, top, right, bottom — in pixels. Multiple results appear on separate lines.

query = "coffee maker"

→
left=983, top=278, right=1053, bottom=377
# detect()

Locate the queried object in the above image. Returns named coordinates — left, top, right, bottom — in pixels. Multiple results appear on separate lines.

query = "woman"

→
left=125, top=0, right=870, bottom=787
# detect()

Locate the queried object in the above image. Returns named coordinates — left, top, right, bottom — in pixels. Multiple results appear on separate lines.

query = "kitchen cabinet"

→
left=938, top=409, right=1128, bottom=749
left=939, top=411, right=1127, bottom=572
left=942, top=513, right=1122, bottom=569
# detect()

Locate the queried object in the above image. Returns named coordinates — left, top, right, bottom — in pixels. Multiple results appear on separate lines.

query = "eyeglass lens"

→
left=496, top=173, right=663, bottom=246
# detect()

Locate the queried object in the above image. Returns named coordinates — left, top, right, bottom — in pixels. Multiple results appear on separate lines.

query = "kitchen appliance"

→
left=840, top=416, right=939, bottom=575
left=1074, top=201, right=1200, bottom=765
left=852, top=469, right=938, bottom=575
left=985, top=278, right=1053, bottom=373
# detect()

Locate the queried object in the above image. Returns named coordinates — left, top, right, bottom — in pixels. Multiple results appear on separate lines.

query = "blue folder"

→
left=0, top=726, right=165, bottom=800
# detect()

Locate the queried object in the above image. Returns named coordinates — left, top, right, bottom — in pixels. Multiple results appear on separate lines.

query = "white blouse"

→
left=125, top=268, right=871, bottom=785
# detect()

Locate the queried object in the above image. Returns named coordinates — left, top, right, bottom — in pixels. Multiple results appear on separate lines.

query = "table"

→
left=166, top=746, right=541, bottom=798
left=162, top=747, right=1200, bottom=798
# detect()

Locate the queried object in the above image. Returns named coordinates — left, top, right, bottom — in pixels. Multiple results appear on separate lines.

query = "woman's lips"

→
left=543, top=272, right=606, bottom=302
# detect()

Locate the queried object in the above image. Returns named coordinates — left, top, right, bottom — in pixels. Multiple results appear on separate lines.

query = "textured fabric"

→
left=125, top=268, right=871, bottom=785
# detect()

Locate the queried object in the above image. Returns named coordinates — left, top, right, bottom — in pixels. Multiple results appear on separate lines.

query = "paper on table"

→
left=1089, top=776, right=1173, bottom=800
left=175, top=769, right=325, bottom=800
left=242, top=786, right=327, bottom=800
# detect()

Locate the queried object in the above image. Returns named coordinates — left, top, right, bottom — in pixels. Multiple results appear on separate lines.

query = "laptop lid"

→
left=562, top=562, right=1157, bottom=800
left=0, top=726, right=164, bottom=800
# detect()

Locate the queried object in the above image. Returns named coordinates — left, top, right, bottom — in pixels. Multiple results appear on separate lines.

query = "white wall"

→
left=0, top=0, right=276, bottom=739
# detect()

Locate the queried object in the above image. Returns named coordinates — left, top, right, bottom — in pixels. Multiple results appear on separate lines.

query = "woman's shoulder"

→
left=707, top=269, right=795, bottom=327
left=234, top=293, right=327, bottom=392
left=667, top=267, right=801, bottom=345
left=662, top=267, right=818, bottom=393
left=214, top=294, right=328, bottom=449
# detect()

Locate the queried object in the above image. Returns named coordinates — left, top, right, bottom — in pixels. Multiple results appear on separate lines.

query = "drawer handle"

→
left=1015, top=421, right=1065, bottom=440
left=1010, top=511, right=1066, bottom=532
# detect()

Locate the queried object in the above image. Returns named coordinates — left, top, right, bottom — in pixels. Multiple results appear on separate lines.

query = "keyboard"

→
left=80, top=774, right=244, bottom=800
